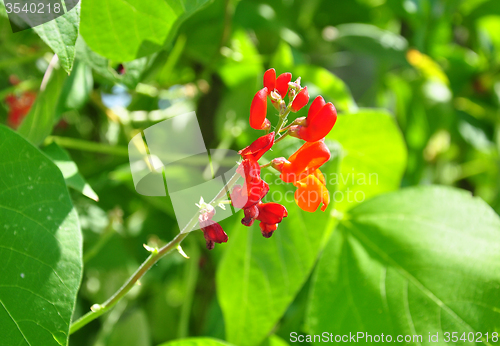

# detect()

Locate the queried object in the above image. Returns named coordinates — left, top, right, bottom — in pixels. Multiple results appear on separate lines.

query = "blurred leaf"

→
left=306, top=186, right=500, bottom=343
left=264, top=334, right=290, bottom=346
left=57, top=60, right=93, bottom=112
left=42, top=142, right=99, bottom=201
left=334, top=23, right=408, bottom=63
left=0, top=125, right=82, bottom=346
left=80, top=0, right=212, bottom=62
left=157, top=338, right=235, bottom=346
left=76, top=37, right=156, bottom=89
left=32, top=3, right=80, bottom=74
left=270, top=41, right=294, bottom=71
left=218, top=30, right=262, bottom=87
left=18, top=66, right=67, bottom=146
left=293, top=65, right=357, bottom=112
left=107, top=309, right=151, bottom=346
left=327, top=109, right=407, bottom=212
left=406, top=49, right=449, bottom=85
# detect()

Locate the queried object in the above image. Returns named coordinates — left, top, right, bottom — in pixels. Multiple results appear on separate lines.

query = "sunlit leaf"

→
left=0, top=125, right=82, bottom=346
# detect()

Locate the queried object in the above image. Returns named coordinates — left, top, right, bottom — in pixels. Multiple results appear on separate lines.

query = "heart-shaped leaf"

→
left=306, top=186, right=500, bottom=344
left=0, top=125, right=82, bottom=346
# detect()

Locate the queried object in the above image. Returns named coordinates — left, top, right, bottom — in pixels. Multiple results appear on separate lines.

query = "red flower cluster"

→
left=231, top=149, right=288, bottom=238
left=4, top=91, right=36, bottom=129
left=200, top=68, right=338, bottom=249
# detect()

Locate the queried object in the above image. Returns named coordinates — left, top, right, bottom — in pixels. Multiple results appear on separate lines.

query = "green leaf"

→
left=18, top=66, right=67, bottom=146
left=327, top=109, right=407, bottom=212
left=218, top=30, right=262, bottom=87
left=42, top=142, right=99, bottom=202
left=0, top=125, right=82, bottom=346
left=293, top=65, right=357, bottom=112
left=157, top=338, right=235, bottom=346
left=80, top=0, right=212, bottom=62
left=76, top=37, right=156, bottom=89
left=32, top=2, right=80, bottom=74
left=306, top=186, right=500, bottom=343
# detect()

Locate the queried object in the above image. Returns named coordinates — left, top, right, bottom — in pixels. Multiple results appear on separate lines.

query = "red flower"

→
left=276, top=72, right=292, bottom=98
left=5, top=92, right=36, bottom=129
left=236, top=158, right=262, bottom=184
left=239, top=132, right=275, bottom=161
left=250, top=87, right=270, bottom=130
left=231, top=159, right=269, bottom=209
left=289, top=96, right=337, bottom=142
left=199, top=207, right=228, bottom=250
left=291, top=87, right=309, bottom=112
left=257, top=202, right=288, bottom=238
left=272, top=140, right=330, bottom=183
left=263, top=68, right=276, bottom=94
left=231, top=180, right=269, bottom=209
left=293, top=169, right=330, bottom=212
left=242, top=204, right=259, bottom=226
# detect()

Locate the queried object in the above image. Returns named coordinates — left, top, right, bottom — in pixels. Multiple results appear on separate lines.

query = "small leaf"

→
left=33, top=2, right=80, bottom=74
left=0, top=125, right=82, bottom=346
left=42, top=142, right=99, bottom=202
left=306, top=186, right=500, bottom=343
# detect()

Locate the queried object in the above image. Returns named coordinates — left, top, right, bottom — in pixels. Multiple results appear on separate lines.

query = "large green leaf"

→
left=80, top=0, right=212, bottom=62
left=18, top=67, right=67, bottom=146
left=306, top=186, right=500, bottom=344
left=216, top=109, right=407, bottom=346
left=33, top=2, right=80, bottom=73
left=328, top=109, right=407, bottom=212
left=0, top=126, right=82, bottom=346
left=157, top=338, right=235, bottom=346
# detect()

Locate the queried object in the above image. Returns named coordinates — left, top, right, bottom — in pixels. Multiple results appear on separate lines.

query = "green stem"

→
left=45, top=136, right=129, bottom=156
left=70, top=170, right=241, bottom=334
left=70, top=230, right=190, bottom=335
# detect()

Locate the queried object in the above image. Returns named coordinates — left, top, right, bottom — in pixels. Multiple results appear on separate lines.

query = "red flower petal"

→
left=299, top=102, right=337, bottom=142
left=263, top=68, right=276, bottom=93
left=276, top=72, right=292, bottom=98
left=291, top=87, right=310, bottom=112
left=238, top=132, right=275, bottom=161
left=280, top=140, right=331, bottom=182
left=257, top=202, right=288, bottom=224
left=250, top=87, right=269, bottom=130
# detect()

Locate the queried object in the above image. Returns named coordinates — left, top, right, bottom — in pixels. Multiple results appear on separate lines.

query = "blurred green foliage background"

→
left=1, top=0, right=500, bottom=345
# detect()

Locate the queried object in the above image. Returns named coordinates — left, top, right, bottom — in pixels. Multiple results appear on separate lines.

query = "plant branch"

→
left=70, top=170, right=241, bottom=334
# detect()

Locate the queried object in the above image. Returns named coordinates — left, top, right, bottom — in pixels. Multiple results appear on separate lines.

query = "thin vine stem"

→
left=70, top=171, right=241, bottom=334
